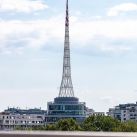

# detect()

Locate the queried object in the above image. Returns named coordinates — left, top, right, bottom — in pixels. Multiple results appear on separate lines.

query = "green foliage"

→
left=82, top=115, right=121, bottom=131
left=15, top=126, right=23, bottom=130
left=56, top=118, right=79, bottom=131
left=118, top=121, right=137, bottom=132
left=31, top=125, right=46, bottom=130
left=45, top=124, right=57, bottom=130
left=82, top=115, right=137, bottom=132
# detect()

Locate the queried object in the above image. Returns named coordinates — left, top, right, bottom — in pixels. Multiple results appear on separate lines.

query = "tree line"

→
left=16, top=115, right=137, bottom=132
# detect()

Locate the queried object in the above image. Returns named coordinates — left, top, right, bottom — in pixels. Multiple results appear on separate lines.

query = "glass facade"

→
left=46, top=97, right=86, bottom=123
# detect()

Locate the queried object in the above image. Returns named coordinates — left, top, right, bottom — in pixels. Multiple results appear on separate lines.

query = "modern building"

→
left=46, top=97, right=86, bottom=124
left=46, top=0, right=87, bottom=124
left=0, top=112, right=45, bottom=129
left=107, top=102, right=137, bottom=122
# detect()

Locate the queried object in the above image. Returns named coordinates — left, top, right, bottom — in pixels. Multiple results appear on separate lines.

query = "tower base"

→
left=46, top=97, right=86, bottom=124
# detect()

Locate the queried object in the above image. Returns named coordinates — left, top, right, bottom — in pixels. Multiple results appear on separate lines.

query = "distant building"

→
left=46, top=97, right=86, bottom=124
left=86, top=108, right=95, bottom=117
left=0, top=112, right=45, bottom=129
left=107, top=102, right=137, bottom=122
left=86, top=108, right=105, bottom=117
left=4, top=108, right=46, bottom=115
left=0, top=108, right=47, bottom=129
left=93, top=112, right=105, bottom=116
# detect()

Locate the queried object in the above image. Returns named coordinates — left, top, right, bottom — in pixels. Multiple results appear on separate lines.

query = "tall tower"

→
left=59, top=0, right=74, bottom=97
left=46, top=0, right=86, bottom=124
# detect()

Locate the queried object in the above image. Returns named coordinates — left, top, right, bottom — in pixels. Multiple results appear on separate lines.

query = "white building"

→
left=0, top=112, right=45, bottom=129
left=93, top=112, right=105, bottom=116
left=108, top=102, right=137, bottom=122
left=86, top=108, right=95, bottom=117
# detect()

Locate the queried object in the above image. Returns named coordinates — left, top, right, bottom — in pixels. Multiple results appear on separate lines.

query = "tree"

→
left=82, top=115, right=121, bottom=131
left=56, top=118, right=79, bottom=131
left=119, top=121, right=137, bottom=132
left=45, top=124, right=57, bottom=130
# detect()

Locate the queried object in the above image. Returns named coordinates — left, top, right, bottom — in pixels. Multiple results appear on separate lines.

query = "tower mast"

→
left=59, top=0, right=74, bottom=97
left=47, top=0, right=86, bottom=124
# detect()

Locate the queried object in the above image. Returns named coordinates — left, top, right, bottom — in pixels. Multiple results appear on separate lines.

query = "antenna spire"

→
left=58, top=0, right=74, bottom=97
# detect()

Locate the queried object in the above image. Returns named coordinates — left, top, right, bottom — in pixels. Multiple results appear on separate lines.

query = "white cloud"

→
left=0, top=0, right=48, bottom=13
left=107, top=3, right=137, bottom=16
left=0, top=16, right=137, bottom=54
left=72, top=20, right=137, bottom=42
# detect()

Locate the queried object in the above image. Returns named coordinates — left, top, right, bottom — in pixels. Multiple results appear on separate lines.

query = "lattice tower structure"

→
left=59, top=0, right=74, bottom=97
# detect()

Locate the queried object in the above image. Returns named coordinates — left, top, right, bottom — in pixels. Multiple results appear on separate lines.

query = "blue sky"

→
left=0, top=0, right=137, bottom=112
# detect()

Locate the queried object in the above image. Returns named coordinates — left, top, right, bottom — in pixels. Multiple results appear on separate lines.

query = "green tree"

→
left=45, top=124, right=57, bottom=130
left=82, top=115, right=121, bottom=131
left=56, top=118, right=79, bottom=131
left=119, top=121, right=137, bottom=132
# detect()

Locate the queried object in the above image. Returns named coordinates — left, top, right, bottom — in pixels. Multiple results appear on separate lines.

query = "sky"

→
left=0, top=0, right=137, bottom=113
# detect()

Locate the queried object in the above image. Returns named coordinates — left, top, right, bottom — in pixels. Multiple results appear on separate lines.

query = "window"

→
left=5, top=120, right=9, bottom=124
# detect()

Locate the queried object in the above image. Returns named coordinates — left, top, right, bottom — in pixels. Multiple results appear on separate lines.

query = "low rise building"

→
left=0, top=108, right=46, bottom=129
left=86, top=108, right=105, bottom=117
left=86, top=108, right=94, bottom=117
left=107, top=102, right=137, bottom=122
left=93, top=112, right=105, bottom=116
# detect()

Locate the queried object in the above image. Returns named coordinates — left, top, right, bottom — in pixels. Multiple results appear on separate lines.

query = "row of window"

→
left=1, top=115, right=43, bottom=120
left=48, top=110, right=85, bottom=115
left=4, top=120, right=43, bottom=124
left=49, top=105, right=84, bottom=111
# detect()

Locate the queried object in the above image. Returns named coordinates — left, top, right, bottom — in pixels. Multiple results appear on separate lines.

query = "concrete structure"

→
left=108, top=102, right=137, bottom=122
left=0, top=131, right=137, bottom=137
left=46, top=0, right=87, bottom=124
